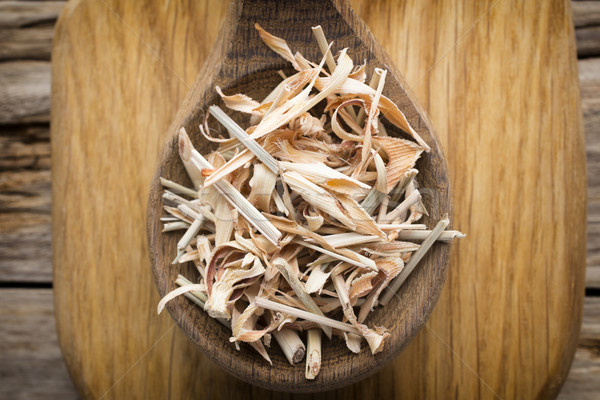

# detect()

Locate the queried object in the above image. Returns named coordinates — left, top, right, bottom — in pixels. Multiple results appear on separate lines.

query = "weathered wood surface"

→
left=51, top=0, right=586, bottom=399
left=0, top=289, right=78, bottom=399
left=0, top=0, right=598, bottom=398
left=581, top=57, right=600, bottom=288
left=0, top=61, right=51, bottom=124
left=573, top=1, right=600, bottom=57
left=573, top=1, right=600, bottom=28
left=0, top=1, right=66, bottom=61
left=0, top=113, right=52, bottom=281
left=0, top=0, right=58, bottom=283
left=558, top=298, right=600, bottom=400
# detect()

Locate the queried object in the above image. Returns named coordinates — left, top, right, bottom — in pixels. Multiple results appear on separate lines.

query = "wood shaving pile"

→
left=157, top=24, right=464, bottom=379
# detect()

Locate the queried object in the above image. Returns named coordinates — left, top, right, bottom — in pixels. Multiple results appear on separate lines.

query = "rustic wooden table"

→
left=0, top=1, right=598, bottom=399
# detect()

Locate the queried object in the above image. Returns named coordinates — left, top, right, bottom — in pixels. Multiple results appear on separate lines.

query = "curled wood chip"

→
left=216, top=86, right=262, bottom=115
left=305, top=264, right=331, bottom=294
left=281, top=161, right=370, bottom=196
left=289, top=112, right=325, bottom=135
left=255, top=23, right=301, bottom=71
left=157, top=284, right=205, bottom=315
left=303, top=206, right=324, bottom=231
left=372, top=136, right=424, bottom=193
left=349, top=271, right=379, bottom=300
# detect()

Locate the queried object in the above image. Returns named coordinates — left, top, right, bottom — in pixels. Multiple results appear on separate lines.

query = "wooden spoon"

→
left=147, top=0, right=451, bottom=392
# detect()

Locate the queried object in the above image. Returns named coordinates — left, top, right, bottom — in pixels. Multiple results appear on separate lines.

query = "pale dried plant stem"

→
left=177, top=203, right=204, bottom=222
left=361, top=152, right=387, bottom=213
left=361, top=190, right=385, bottom=215
left=178, top=130, right=204, bottom=189
left=311, top=25, right=358, bottom=120
left=392, top=170, right=416, bottom=200
left=357, top=68, right=384, bottom=125
left=305, top=328, right=322, bottom=379
left=273, top=328, right=306, bottom=365
left=175, top=275, right=208, bottom=303
left=380, top=190, right=421, bottom=224
left=255, top=297, right=361, bottom=334
left=173, top=217, right=205, bottom=264
left=160, top=177, right=198, bottom=198
left=264, top=84, right=290, bottom=118
left=162, top=190, right=196, bottom=209
left=209, top=105, right=279, bottom=174
left=279, top=174, right=297, bottom=221
left=294, top=239, right=376, bottom=270
left=273, top=258, right=333, bottom=338
left=356, top=70, right=387, bottom=176
left=378, top=223, right=426, bottom=230
left=396, top=230, right=466, bottom=242
left=379, top=215, right=450, bottom=305
left=377, top=195, right=389, bottom=222
left=162, top=221, right=190, bottom=232
left=180, top=128, right=281, bottom=245
left=311, top=25, right=337, bottom=73
left=317, top=233, right=381, bottom=248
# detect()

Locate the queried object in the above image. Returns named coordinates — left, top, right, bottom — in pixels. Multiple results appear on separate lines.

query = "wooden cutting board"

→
left=51, top=0, right=586, bottom=398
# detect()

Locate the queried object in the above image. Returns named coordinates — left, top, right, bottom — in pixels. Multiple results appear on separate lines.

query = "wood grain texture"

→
left=558, top=298, right=600, bottom=400
left=51, top=0, right=586, bottom=399
left=0, top=1, right=65, bottom=29
left=146, top=0, right=450, bottom=391
left=572, top=0, right=600, bottom=56
left=0, top=61, right=50, bottom=123
left=51, top=1, right=230, bottom=398
left=0, top=1, right=58, bottom=282
left=580, top=57, right=600, bottom=288
left=0, top=289, right=78, bottom=399
left=573, top=1, right=600, bottom=27
left=354, top=1, right=586, bottom=399
left=576, top=26, right=600, bottom=57
left=0, top=0, right=65, bottom=61
left=0, top=25, right=56, bottom=61
left=0, top=125, right=52, bottom=282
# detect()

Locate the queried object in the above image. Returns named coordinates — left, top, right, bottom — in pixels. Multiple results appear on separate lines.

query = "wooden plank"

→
left=0, top=1, right=66, bottom=61
left=572, top=1, right=600, bottom=57
left=572, top=1, right=600, bottom=28
left=0, top=125, right=52, bottom=282
left=577, top=26, right=600, bottom=57
left=0, top=25, right=56, bottom=61
left=558, top=297, right=600, bottom=400
left=0, top=289, right=78, bottom=400
left=0, top=211, right=51, bottom=282
left=0, top=61, right=50, bottom=124
left=0, top=1, right=65, bottom=28
left=0, top=125, right=50, bottom=170
left=51, top=0, right=586, bottom=398
left=580, top=57, right=600, bottom=288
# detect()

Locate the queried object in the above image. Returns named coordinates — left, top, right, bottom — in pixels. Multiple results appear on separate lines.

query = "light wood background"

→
left=0, top=0, right=599, bottom=399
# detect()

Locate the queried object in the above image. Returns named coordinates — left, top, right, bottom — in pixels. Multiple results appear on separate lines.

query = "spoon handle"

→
left=210, top=0, right=363, bottom=84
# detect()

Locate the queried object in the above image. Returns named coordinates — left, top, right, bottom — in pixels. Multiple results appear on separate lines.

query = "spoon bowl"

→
left=147, top=0, right=451, bottom=392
